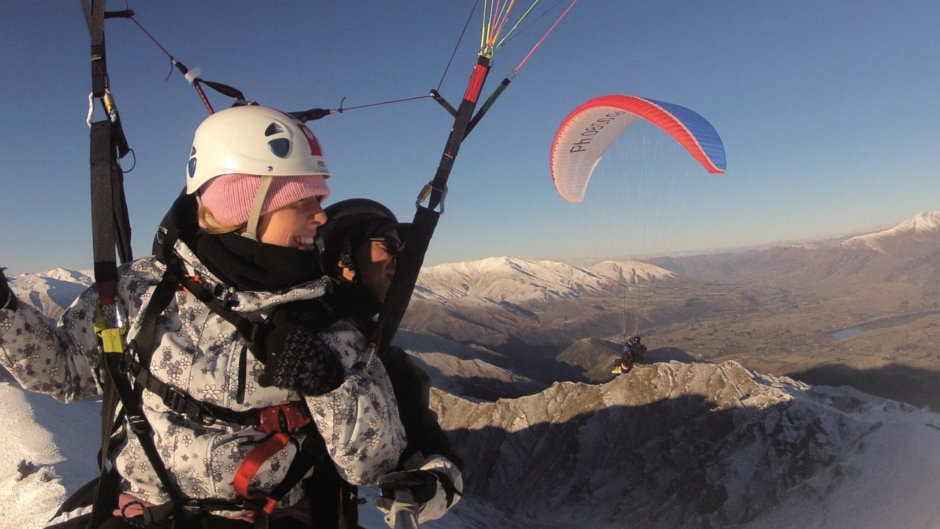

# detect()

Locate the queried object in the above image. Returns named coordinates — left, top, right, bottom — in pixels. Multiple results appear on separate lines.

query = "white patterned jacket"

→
left=0, top=237, right=406, bottom=513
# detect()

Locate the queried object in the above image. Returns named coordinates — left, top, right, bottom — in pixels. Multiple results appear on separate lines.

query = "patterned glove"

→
left=257, top=298, right=345, bottom=395
left=0, top=268, right=17, bottom=311
left=257, top=279, right=380, bottom=394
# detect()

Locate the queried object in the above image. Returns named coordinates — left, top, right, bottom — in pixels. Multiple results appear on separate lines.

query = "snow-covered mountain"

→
left=8, top=210, right=939, bottom=312
left=845, top=210, right=940, bottom=242
left=435, top=360, right=940, bottom=529
left=413, top=256, right=674, bottom=304
left=403, top=257, right=680, bottom=361
left=410, top=211, right=940, bottom=308
left=9, top=256, right=674, bottom=315
left=7, top=268, right=93, bottom=321
left=842, top=210, right=940, bottom=254
left=652, top=209, right=940, bottom=289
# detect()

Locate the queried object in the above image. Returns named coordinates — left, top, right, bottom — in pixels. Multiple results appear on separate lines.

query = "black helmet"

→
left=318, top=198, right=411, bottom=277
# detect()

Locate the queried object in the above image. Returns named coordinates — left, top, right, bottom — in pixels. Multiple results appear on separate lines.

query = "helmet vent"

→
left=265, top=122, right=290, bottom=158
left=268, top=138, right=290, bottom=158
left=264, top=123, right=285, bottom=136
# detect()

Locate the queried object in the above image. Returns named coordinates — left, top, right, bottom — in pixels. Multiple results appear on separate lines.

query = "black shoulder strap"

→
left=100, top=271, right=187, bottom=501
left=174, top=270, right=269, bottom=358
left=128, top=271, right=181, bottom=371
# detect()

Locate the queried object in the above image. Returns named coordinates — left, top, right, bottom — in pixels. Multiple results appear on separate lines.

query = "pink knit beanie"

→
left=199, top=173, right=330, bottom=227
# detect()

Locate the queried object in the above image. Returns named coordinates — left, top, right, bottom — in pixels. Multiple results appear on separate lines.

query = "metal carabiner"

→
left=416, top=183, right=448, bottom=214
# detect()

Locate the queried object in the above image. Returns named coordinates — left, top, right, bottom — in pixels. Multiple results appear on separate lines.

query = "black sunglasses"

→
left=368, top=235, right=405, bottom=256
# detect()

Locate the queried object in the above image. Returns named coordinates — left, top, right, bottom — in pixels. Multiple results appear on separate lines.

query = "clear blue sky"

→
left=2, top=1, right=939, bottom=274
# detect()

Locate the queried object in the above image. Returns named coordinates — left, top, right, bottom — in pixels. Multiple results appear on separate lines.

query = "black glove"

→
left=377, top=470, right=442, bottom=505
left=375, top=466, right=461, bottom=528
left=0, top=268, right=16, bottom=311
left=257, top=298, right=346, bottom=395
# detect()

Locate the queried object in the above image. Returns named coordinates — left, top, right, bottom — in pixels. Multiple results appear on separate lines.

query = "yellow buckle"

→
left=98, top=327, right=126, bottom=354
left=94, top=296, right=127, bottom=354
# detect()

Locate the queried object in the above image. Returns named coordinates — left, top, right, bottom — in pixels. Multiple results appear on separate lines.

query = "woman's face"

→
left=256, top=196, right=327, bottom=249
left=352, top=229, right=402, bottom=303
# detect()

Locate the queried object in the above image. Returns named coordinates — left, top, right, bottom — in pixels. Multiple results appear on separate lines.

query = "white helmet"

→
left=185, top=105, right=330, bottom=194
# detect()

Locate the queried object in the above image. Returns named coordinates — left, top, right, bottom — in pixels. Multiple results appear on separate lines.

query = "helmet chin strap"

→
left=242, top=175, right=274, bottom=241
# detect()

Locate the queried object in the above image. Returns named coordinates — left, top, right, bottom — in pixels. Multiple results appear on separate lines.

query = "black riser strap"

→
left=90, top=121, right=117, bottom=268
left=377, top=206, right=439, bottom=354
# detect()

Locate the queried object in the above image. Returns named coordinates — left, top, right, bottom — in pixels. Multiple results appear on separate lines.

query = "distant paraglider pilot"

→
left=619, top=335, right=647, bottom=373
left=629, top=335, right=647, bottom=364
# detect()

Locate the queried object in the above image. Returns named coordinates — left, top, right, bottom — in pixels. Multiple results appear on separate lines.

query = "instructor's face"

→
left=355, top=230, right=401, bottom=303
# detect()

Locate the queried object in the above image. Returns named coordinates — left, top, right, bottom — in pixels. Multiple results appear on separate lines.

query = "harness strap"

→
left=120, top=496, right=254, bottom=526
left=127, top=265, right=323, bottom=517
left=103, top=352, right=187, bottom=503
left=128, top=271, right=181, bottom=369
left=169, top=268, right=352, bottom=516
left=234, top=423, right=327, bottom=516
left=132, top=363, right=311, bottom=427
left=100, top=240, right=347, bottom=522
left=256, top=403, right=312, bottom=433
left=157, top=252, right=265, bottom=404
left=170, top=266, right=266, bottom=403
left=128, top=269, right=309, bottom=429
left=174, top=270, right=267, bottom=354
left=268, top=427, right=328, bottom=502
left=92, top=271, right=187, bottom=514
left=234, top=433, right=291, bottom=514
left=82, top=4, right=141, bottom=527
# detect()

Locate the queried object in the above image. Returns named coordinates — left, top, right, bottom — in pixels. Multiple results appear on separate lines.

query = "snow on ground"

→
left=740, top=386, right=940, bottom=529
left=1, top=382, right=69, bottom=529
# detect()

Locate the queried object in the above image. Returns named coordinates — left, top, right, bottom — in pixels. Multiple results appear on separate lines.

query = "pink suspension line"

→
left=512, top=0, right=579, bottom=73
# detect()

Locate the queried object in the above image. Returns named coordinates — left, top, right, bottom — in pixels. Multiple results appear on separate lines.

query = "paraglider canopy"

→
left=550, top=95, right=726, bottom=203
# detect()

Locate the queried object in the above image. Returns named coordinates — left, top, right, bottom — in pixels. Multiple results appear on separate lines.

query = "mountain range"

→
left=401, top=211, right=940, bottom=410
left=3, top=210, right=940, bottom=528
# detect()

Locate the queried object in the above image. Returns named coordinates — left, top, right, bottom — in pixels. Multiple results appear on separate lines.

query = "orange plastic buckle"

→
left=256, top=402, right=311, bottom=433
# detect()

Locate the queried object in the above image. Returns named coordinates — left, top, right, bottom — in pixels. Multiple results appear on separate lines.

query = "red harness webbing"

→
left=233, top=403, right=313, bottom=514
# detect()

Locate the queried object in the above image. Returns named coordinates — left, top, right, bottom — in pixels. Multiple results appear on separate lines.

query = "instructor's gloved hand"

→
left=375, top=455, right=463, bottom=528
left=258, top=298, right=345, bottom=396
left=0, top=268, right=17, bottom=311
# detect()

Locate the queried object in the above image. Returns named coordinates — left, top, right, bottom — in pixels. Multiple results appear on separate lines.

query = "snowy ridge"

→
left=434, top=360, right=940, bottom=529
left=8, top=268, right=93, bottom=321
left=413, top=255, right=674, bottom=304
left=841, top=210, right=940, bottom=252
